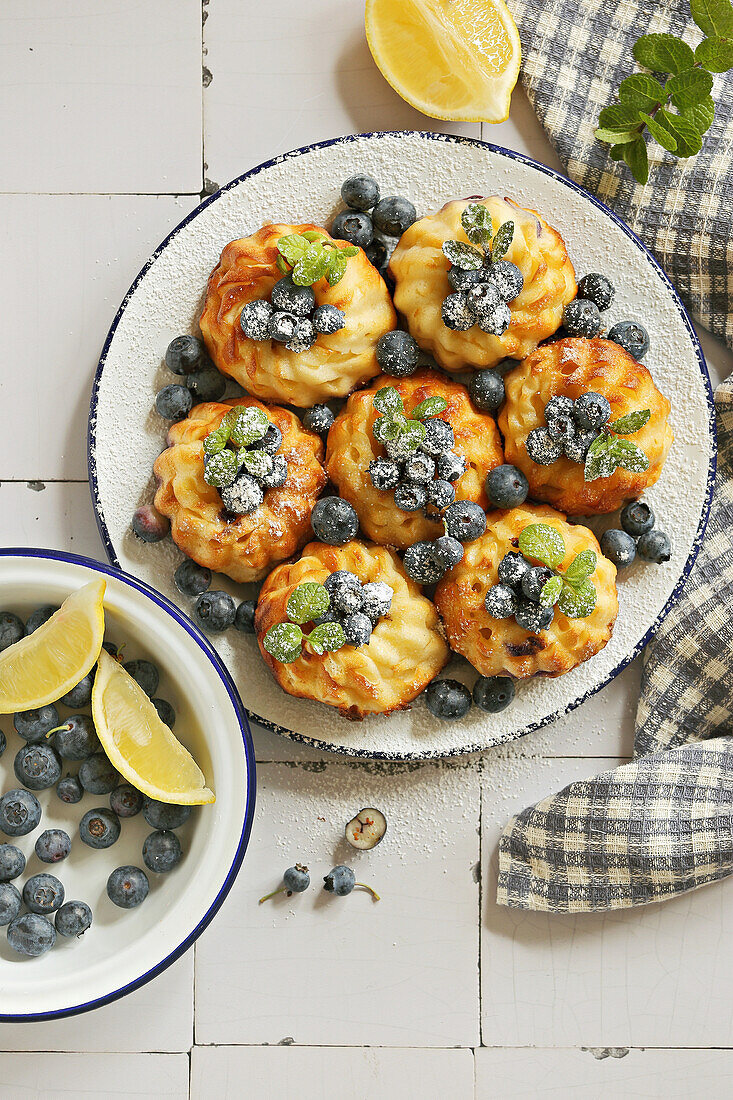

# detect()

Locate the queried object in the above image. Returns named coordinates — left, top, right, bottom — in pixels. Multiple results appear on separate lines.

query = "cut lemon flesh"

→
left=0, top=579, right=106, bottom=713
left=365, top=0, right=521, bottom=123
left=92, top=649, right=214, bottom=805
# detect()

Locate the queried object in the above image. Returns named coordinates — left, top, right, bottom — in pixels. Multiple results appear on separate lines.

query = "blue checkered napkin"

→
left=510, top=0, right=733, bottom=350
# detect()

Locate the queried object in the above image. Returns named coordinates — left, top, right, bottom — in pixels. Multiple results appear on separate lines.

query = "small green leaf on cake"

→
left=539, top=575, right=563, bottom=607
left=442, top=240, right=485, bottom=269
left=490, top=221, right=515, bottom=261
left=564, top=550, right=597, bottom=588
left=411, top=396, right=448, bottom=420
left=263, top=622, right=304, bottom=663
left=286, top=582, right=331, bottom=625
left=609, top=409, right=651, bottom=434
left=307, top=621, right=347, bottom=655
left=518, top=523, right=566, bottom=569
left=558, top=579, right=598, bottom=619
left=611, top=438, right=650, bottom=473
left=373, top=386, right=405, bottom=415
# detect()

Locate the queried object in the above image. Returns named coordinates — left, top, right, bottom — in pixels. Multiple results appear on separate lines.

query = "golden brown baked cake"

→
left=199, top=223, right=397, bottom=406
left=434, top=503, right=618, bottom=679
left=255, top=540, right=449, bottom=719
left=326, top=369, right=504, bottom=549
left=389, top=196, right=576, bottom=371
left=498, top=337, right=673, bottom=514
left=154, top=399, right=326, bottom=583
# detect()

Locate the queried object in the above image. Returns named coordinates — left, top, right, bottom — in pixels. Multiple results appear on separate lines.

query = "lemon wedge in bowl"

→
left=365, top=0, right=521, bottom=124
left=0, top=579, right=106, bottom=713
left=92, top=649, right=214, bottom=805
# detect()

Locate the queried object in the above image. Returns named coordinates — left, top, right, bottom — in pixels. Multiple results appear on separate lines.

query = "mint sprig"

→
left=263, top=581, right=345, bottom=662
left=518, top=524, right=598, bottom=619
left=275, top=233, right=359, bottom=287
left=442, top=203, right=514, bottom=267
left=371, top=386, right=448, bottom=456
left=584, top=409, right=651, bottom=482
left=595, top=0, right=733, bottom=182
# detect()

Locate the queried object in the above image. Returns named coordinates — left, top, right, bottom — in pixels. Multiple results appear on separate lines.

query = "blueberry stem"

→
left=258, top=886, right=290, bottom=904
left=45, top=723, right=72, bottom=739
left=355, top=882, right=381, bottom=902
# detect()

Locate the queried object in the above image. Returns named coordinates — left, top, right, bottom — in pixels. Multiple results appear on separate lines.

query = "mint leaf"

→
left=491, top=221, right=514, bottom=261
left=640, top=112, right=678, bottom=152
left=618, top=73, right=666, bottom=110
left=695, top=35, right=733, bottom=70
left=584, top=434, right=619, bottom=482
left=595, top=127, right=640, bottom=145
left=276, top=255, right=289, bottom=275
left=564, top=550, right=597, bottom=588
left=372, top=416, right=400, bottom=444
left=301, top=230, right=326, bottom=243
left=277, top=234, right=309, bottom=266
left=292, top=241, right=329, bottom=286
left=609, top=409, right=651, bottom=434
left=667, top=67, right=714, bottom=108
left=659, top=110, right=704, bottom=156
left=691, top=0, right=733, bottom=38
left=633, top=33, right=695, bottom=74
left=411, top=396, right=448, bottom=420
left=400, top=419, right=427, bottom=451
left=263, top=622, right=303, bottom=662
left=286, top=582, right=330, bottom=625
left=229, top=406, right=269, bottom=447
left=307, top=621, right=346, bottom=655
left=461, top=203, right=493, bottom=247
left=681, top=96, right=716, bottom=132
left=609, top=144, right=628, bottom=160
left=518, top=524, right=566, bottom=569
left=324, top=250, right=348, bottom=286
left=558, top=579, right=597, bottom=619
left=373, top=386, right=404, bottom=415
left=539, top=575, right=563, bottom=607
left=203, top=448, right=238, bottom=488
left=203, top=424, right=230, bottom=455
left=611, top=438, right=650, bottom=473
left=622, top=136, right=649, bottom=184
left=442, top=240, right=484, bottom=269
left=599, top=104, right=645, bottom=131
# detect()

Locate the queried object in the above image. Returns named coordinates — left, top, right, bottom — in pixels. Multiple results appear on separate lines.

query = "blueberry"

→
left=341, top=174, right=380, bottom=211
left=637, top=529, right=671, bottom=563
left=123, top=659, right=159, bottom=696
left=110, top=783, right=144, bottom=818
left=0, top=883, right=21, bottom=926
left=35, top=829, right=71, bottom=864
left=573, top=392, right=611, bottom=431
left=0, top=845, right=25, bottom=882
left=468, top=370, right=505, bottom=412
left=271, top=274, right=316, bottom=317
left=544, top=395, right=574, bottom=423
left=324, top=570, right=360, bottom=598
left=143, top=829, right=183, bottom=874
left=521, top=565, right=555, bottom=603
left=425, top=679, right=472, bottom=720
left=485, top=260, right=524, bottom=302
left=443, top=501, right=486, bottom=543
left=526, top=426, right=562, bottom=466
left=303, top=404, right=335, bottom=435
left=0, top=612, right=24, bottom=652
left=331, top=209, right=373, bottom=249
left=515, top=598, right=554, bottom=632
left=497, top=552, right=531, bottom=588
left=473, top=675, right=516, bottom=713
left=155, top=384, right=193, bottom=422
left=142, top=799, right=192, bottom=831
left=323, top=864, right=379, bottom=898
left=600, top=528, right=637, bottom=569
left=562, top=299, right=601, bottom=338
left=312, top=304, right=346, bottom=335
left=7, top=912, right=56, bottom=956
left=0, top=730, right=4, bottom=757
left=240, top=299, right=273, bottom=340
left=79, top=754, right=121, bottom=795
left=186, top=366, right=227, bottom=403
left=15, top=744, right=62, bottom=791
left=426, top=479, right=455, bottom=510
left=165, top=334, right=203, bottom=374
left=174, top=559, right=212, bottom=598
left=79, top=808, right=121, bottom=849
left=420, top=418, right=455, bottom=456
left=23, top=873, right=64, bottom=915
left=403, top=451, right=436, bottom=484
left=234, top=599, right=257, bottom=634
left=467, top=281, right=502, bottom=322
left=608, top=320, right=650, bottom=360
left=375, top=330, right=420, bottom=378
left=369, top=456, right=401, bottom=491
left=220, top=472, right=264, bottom=514
left=441, top=291, right=475, bottom=330
left=394, top=482, right=428, bottom=512
left=55, top=901, right=93, bottom=938
left=25, top=605, right=58, bottom=634
left=342, top=612, right=373, bottom=648
left=193, top=590, right=236, bottom=634
left=152, top=698, right=176, bottom=727
left=486, top=464, right=529, bottom=508
left=372, top=196, right=417, bottom=237
left=283, top=864, right=310, bottom=892
left=311, top=497, right=359, bottom=545
left=260, top=454, right=288, bottom=490
left=547, top=413, right=576, bottom=447
left=107, top=866, right=149, bottom=909
left=14, top=704, right=59, bottom=743
left=620, top=500, right=655, bottom=537
left=286, top=317, right=317, bottom=354
left=360, top=582, right=393, bottom=622
left=60, top=672, right=94, bottom=709
left=52, top=715, right=100, bottom=760
left=0, top=789, right=41, bottom=836
left=403, top=541, right=445, bottom=585
left=484, top=584, right=518, bottom=618
left=433, top=535, right=464, bottom=569
left=563, top=429, right=598, bottom=464
left=56, top=775, right=83, bottom=804
left=435, top=452, right=466, bottom=482
left=477, top=300, right=511, bottom=336
left=577, top=273, right=615, bottom=312
left=267, top=311, right=298, bottom=344
left=447, top=265, right=483, bottom=291
left=328, top=577, right=364, bottom=616
left=365, top=235, right=391, bottom=274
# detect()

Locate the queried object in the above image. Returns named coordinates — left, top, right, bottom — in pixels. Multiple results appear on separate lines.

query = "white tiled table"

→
left=1, top=3, right=732, bottom=1097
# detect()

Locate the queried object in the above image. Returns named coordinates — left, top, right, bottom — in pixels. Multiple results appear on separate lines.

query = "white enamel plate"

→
left=89, top=132, right=715, bottom=760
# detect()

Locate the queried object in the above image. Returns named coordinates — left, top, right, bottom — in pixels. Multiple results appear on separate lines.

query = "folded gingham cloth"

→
left=496, top=1, right=733, bottom=911
left=510, top=0, right=733, bottom=349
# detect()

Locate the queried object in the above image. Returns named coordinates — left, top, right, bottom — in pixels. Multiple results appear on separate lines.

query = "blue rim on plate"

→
left=88, top=130, right=717, bottom=761
left=0, top=547, right=256, bottom=1023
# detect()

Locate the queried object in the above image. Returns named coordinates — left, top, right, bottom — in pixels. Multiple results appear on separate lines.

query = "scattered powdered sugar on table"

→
left=91, top=133, right=714, bottom=760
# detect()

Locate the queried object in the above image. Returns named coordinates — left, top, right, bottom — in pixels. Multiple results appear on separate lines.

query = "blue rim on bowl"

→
left=0, top=547, right=256, bottom=1023
left=87, top=130, right=717, bottom=761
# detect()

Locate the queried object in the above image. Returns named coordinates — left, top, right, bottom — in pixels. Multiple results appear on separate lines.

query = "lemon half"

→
left=0, top=579, right=106, bottom=713
left=92, top=649, right=214, bottom=805
left=365, top=0, right=521, bottom=124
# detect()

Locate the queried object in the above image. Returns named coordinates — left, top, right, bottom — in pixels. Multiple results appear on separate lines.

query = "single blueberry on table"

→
left=123, top=659, right=160, bottom=697
left=107, top=866, right=149, bottom=909
left=468, top=369, right=505, bottom=412
left=155, top=383, right=193, bottom=422
left=55, top=901, right=93, bottom=938
left=425, top=678, right=472, bottom=720
left=0, top=612, right=24, bottom=652
left=637, top=529, right=672, bottom=564
left=240, top=298, right=273, bottom=341
left=620, top=500, right=655, bottom=537
left=473, top=675, right=516, bottom=713
left=331, top=209, right=373, bottom=249
left=233, top=599, right=257, bottom=635
left=56, top=774, right=83, bottom=804
left=443, top=500, right=487, bottom=543
left=372, top=195, right=417, bottom=237
left=152, top=698, right=176, bottom=727
left=310, top=497, right=359, bottom=545
left=303, top=404, right=335, bottom=436
left=403, top=541, right=445, bottom=585
left=375, top=330, right=420, bottom=378
left=497, top=551, right=531, bottom=589
left=165, top=334, right=203, bottom=375
left=577, top=272, right=615, bottom=311
left=312, top=303, right=346, bottom=335
left=25, top=605, right=58, bottom=635
left=521, top=565, right=556, bottom=603
left=433, top=534, right=464, bottom=570
left=271, top=274, right=316, bottom=317
left=194, top=590, right=237, bottom=634
left=131, top=503, right=171, bottom=543
left=323, top=864, right=356, bottom=896
left=35, top=829, right=71, bottom=864
left=60, top=671, right=94, bottom=709
left=608, top=320, right=650, bottom=360
left=174, top=558, right=212, bottom=598
left=110, top=783, right=144, bottom=819
left=259, top=863, right=311, bottom=903
left=7, top=912, right=56, bottom=956
left=14, top=703, right=60, bottom=743
left=0, top=730, right=5, bottom=758
left=0, top=789, right=41, bottom=837
left=601, top=528, right=637, bottom=569
left=0, top=883, right=21, bottom=926
left=515, top=598, right=554, bottom=633
left=0, top=844, right=25, bottom=882
left=79, top=753, right=120, bottom=795
left=486, top=464, right=529, bottom=509
left=143, top=798, right=192, bottom=831
left=484, top=584, right=518, bottom=619
left=342, top=612, right=373, bottom=648
left=143, top=829, right=183, bottom=874
left=52, top=714, right=101, bottom=760
left=341, top=174, right=380, bottom=211
left=186, top=366, right=227, bottom=403
left=572, top=391, right=611, bottom=431
left=14, top=743, right=62, bottom=791
left=79, top=808, right=121, bottom=850
left=562, top=298, right=601, bottom=338
left=23, top=873, right=65, bottom=915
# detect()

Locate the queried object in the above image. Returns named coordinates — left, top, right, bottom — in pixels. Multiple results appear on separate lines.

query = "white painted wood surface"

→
left=1, top=1, right=732, bottom=1095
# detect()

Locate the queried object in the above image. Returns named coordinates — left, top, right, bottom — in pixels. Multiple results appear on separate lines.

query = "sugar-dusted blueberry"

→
left=368, top=456, right=401, bottom=491
left=35, top=829, right=71, bottom=864
left=220, top=473, right=263, bottom=515
left=577, top=273, right=615, bottom=311
left=60, top=672, right=94, bottom=709
left=547, top=412, right=577, bottom=446
left=608, top=320, right=650, bottom=360
left=435, top=452, right=466, bottom=482
left=441, top=291, right=475, bottom=331
left=433, top=534, right=464, bottom=570
left=79, top=753, right=120, bottom=795
left=240, top=299, right=273, bottom=340
left=573, top=391, right=611, bottom=431
left=14, top=743, right=62, bottom=791
left=485, top=259, right=524, bottom=302
left=0, top=612, right=24, bottom=652
left=467, top=281, right=501, bottom=320
left=564, top=429, right=598, bottom=464
left=107, top=866, right=149, bottom=909
left=360, top=581, right=393, bottom=622
left=267, top=310, right=298, bottom=344
left=477, top=300, right=511, bottom=336
left=165, top=334, right=203, bottom=374
left=79, top=808, right=120, bottom=850
left=7, top=912, right=56, bottom=956
left=251, top=423, right=283, bottom=454
left=0, top=883, right=21, bottom=927
left=174, top=559, right=212, bottom=598
left=23, top=873, right=65, bottom=915
left=271, top=274, right=316, bottom=317
left=403, top=541, right=445, bottom=585
left=52, top=714, right=100, bottom=760
left=375, top=330, right=420, bottom=378
left=186, top=366, right=227, bottom=403
left=303, top=404, right=335, bottom=436
left=331, top=209, right=373, bottom=249
left=468, top=369, right=505, bottom=412
left=143, top=829, right=183, bottom=874
left=544, top=395, right=574, bottom=423
left=515, top=598, right=554, bottom=633
left=130, top=502, right=171, bottom=542
left=56, top=775, right=83, bottom=805
left=403, top=451, right=436, bottom=484
left=25, top=605, right=59, bottom=635
left=110, top=783, right=144, bottom=818
left=0, top=789, right=41, bottom=837
left=372, top=195, right=416, bottom=237
left=0, top=844, right=25, bottom=882
left=420, top=417, right=454, bottom=456
left=311, top=496, right=359, bottom=545
left=473, top=675, right=516, bottom=713
left=526, top=426, right=562, bottom=466
left=152, top=698, right=176, bottom=727
left=601, top=528, right=637, bottom=569
left=427, top=478, right=455, bottom=510
left=637, top=529, right=671, bottom=563
left=497, top=551, right=531, bottom=589
left=329, top=579, right=364, bottom=617
left=341, top=173, right=380, bottom=211
left=484, top=583, right=518, bottom=619
left=286, top=317, right=317, bottom=354
left=312, top=303, right=346, bottom=335
left=234, top=599, right=257, bottom=634
left=620, top=500, right=655, bottom=537
left=143, top=799, right=192, bottom=832
left=342, top=612, right=373, bottom=648
left=193, top=590, right=236, bottom=634
left=562, top=298, right=601, bottom=338
left=14, top=703, right=59, bottom=743
left=324, top=570, right=360, bottom=598
left=447, top=264, right=483, bottom=291
left=521, top=565, right=555, bottom=603
left=443, top=500, right=486, bottom=543
left=55, top=901, right=93, bottom=938
left=394, top=482, right=428, bottom=512
left=486, top=464, right=529, bottom=508
left=155, top=384, right=193, bottom=422
left=260, top=454, right=288, bottom=489
left=425, top=678, right=472, bottom=720
left=123, top=659, right=159, bottom=696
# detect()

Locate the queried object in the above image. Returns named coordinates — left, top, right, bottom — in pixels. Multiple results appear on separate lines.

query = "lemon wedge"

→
left=92, top=649, right=214, bottom=805
left=365, top=0, right=521, bottom=124
left=0, top=579, right=106, bottom=714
